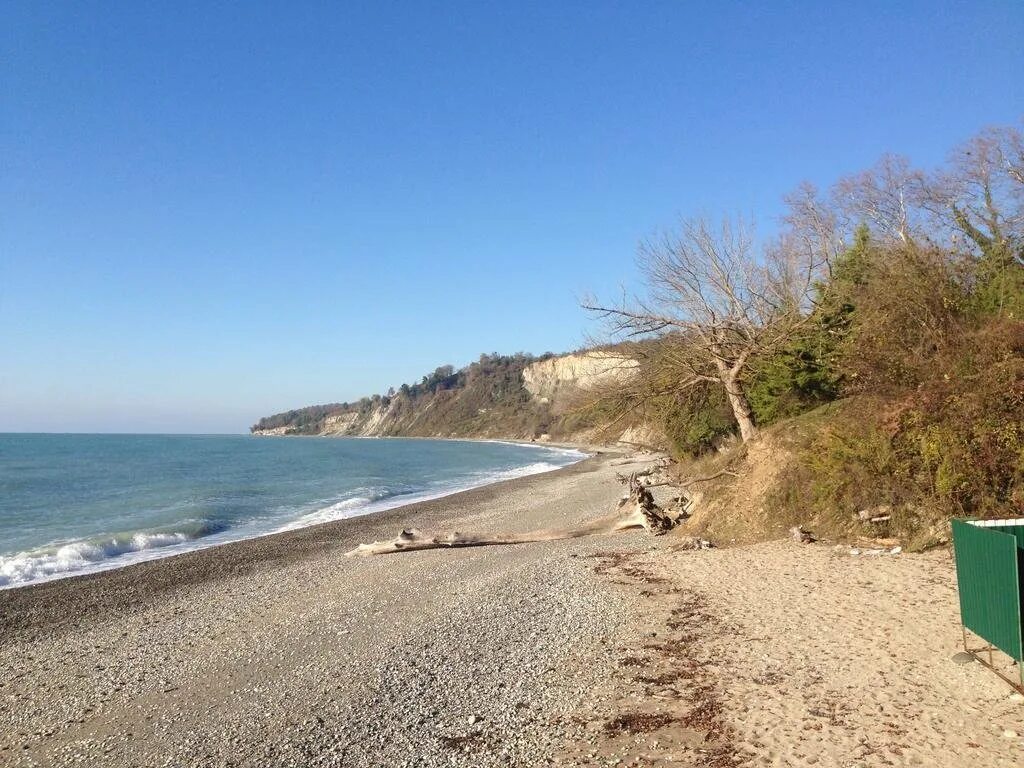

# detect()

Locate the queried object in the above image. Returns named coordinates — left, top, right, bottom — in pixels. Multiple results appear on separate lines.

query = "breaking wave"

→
left=275, top=458, right=573, bottom=531
left=0, top=519, right=229, bottom=588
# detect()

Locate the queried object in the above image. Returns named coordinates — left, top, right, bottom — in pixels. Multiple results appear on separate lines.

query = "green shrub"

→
left=769, top=321, right=1024, bottom=542
left=660, top=384, right=735, bottom=457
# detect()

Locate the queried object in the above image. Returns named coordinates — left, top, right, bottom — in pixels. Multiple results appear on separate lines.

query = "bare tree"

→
left=783, top=182, right=847, bottom=273
left=829, top=124, right=1024, bottom=262
left=584, top=217, right=825, bottom=442
left=833, top=154, right=927, bottom=246
left=921, top=124, right=1024, bottom=260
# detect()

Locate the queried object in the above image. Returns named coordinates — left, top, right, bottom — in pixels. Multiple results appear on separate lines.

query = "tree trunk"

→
left=725, top=385, right=758, bottom=442
left=715, top=363, right=759, bottom=442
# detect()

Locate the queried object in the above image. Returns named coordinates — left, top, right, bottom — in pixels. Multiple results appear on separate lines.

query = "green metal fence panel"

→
left=1002, top=525, right=1024, bottom=549
left=1010, top=526, right=1024, bottom=649
left=952, top=519, right=1024, bottom=661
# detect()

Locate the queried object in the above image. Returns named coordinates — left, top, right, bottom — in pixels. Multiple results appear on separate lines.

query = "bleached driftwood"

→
left=345, top=474, right=683, bottom=557
left=790, top=525, right=816, bottom=543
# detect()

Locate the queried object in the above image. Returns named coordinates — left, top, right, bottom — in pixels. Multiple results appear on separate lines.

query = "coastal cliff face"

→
left=251, top=350, right=651, bottom=444
left=521, top=351, right=638, bottom=404
left=314, top=401, right=403, bottom=437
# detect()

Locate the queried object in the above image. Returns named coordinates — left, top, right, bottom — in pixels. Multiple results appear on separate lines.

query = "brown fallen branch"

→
left=615, top=440, right=666, bottom=453
left=642, top=468, right=740, bottom=489
left=677, top=468, right=739, bottom=486
left=345, top=473, right=684, bottom=557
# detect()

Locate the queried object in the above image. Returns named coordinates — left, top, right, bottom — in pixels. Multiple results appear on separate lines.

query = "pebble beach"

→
left=0, top=454, right=645, bottom=767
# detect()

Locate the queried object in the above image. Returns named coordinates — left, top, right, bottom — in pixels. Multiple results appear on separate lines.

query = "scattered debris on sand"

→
left=345, top=471, right=689, bottom=556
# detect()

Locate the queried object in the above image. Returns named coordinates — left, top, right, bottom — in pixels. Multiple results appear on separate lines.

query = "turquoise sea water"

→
left=0, top=434, right=584, bottom=588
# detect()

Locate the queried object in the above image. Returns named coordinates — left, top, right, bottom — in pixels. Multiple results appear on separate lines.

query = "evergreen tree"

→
left=746, top=226, right=871, bottom=424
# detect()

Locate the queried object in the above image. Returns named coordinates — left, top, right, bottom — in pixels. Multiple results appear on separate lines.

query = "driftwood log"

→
left=345, top=473, right=683, bottom=557
left=789, top=525, right=816, bottom=543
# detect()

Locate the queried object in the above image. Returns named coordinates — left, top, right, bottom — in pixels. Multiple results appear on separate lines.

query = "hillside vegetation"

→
left=582, top=122, right=1024, bottom=546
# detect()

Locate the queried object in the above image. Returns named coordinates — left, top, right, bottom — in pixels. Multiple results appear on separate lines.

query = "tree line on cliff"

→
left=252, top=353, right=558, bottom=438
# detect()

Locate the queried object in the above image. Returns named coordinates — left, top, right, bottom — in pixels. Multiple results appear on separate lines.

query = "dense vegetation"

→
left=588, top=122, right=1024, bottom=542
left=252, top=403, right=347, bottom=433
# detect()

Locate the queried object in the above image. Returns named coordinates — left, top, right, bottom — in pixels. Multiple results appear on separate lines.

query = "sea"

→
left=0, top=434, right=586, bottom=589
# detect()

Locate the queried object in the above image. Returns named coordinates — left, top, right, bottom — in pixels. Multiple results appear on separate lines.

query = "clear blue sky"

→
left=3, top=1, right=1022, bottom=433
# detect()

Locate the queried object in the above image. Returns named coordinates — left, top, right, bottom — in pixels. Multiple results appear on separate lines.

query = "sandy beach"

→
left=2, top=452, right=1023, bottom=767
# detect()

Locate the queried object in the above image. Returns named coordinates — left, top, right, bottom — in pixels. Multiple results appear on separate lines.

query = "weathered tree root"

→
left=344, top=474, right=685, bottom=557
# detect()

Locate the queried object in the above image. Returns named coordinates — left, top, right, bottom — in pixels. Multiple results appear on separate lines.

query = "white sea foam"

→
left=0, top=530, right=197, bottom=587
left=473, top=461, right=562, bottom=481
left=275, top=460, right=572, bottom=531
left=474, top=439, right=589, bottom=460
left=275, top=494, right=378, bottom=531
